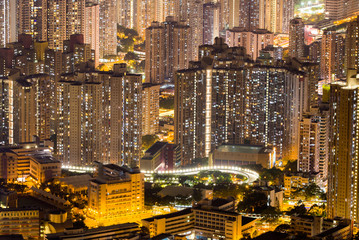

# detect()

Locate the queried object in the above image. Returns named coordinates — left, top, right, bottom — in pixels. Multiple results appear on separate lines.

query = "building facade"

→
left=87, top=163, right=144, bottom=226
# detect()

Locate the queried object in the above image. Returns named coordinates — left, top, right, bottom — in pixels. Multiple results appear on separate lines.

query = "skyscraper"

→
left=346, top=18, right=359, bottom=71
left=99, top=0, right=117, bottom=58
left=175, top=38, right=309, bottom=165
left=118, top=0, right=136, bottom=29
left=65, top=0, right=85, bottom=39
left=85, top=2, right=100, bottom=67
left=225, top=28, right=274, bottom=60
left=14, top=74, right=56, bottom=143
left=142, top=83, right=160, bottom=136
left=18, top=0, right=47, bottom=41
left=136, top=0, right=153, bottom=38
left=0, top=73, right=17, bottom=145
left=145, top=18, right=191, bottom=83
left=239, top=0, right=261, bottom=31
left=203, top=2, right=220, bottom=45
left=175, top=38, right=249, bottom=165
left=298, top=114, right=320, bottom=173
left=247, top=65, right=307, bottom=160
left=188, top=0, right=203, bottom=60
left=327, top=69, right=359, bottom=222
left=0, top=0, right=17, bottom=48
left=47, top=0, right=66, bottom=50
left=289, top=18, right=305, bottom=59
left=57, top=64, right=142, bottom=167
left=145, top=22, right=165, bottom=83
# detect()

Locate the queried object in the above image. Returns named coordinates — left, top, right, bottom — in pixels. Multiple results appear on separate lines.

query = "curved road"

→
left=142, top=165, right=259, bottom=183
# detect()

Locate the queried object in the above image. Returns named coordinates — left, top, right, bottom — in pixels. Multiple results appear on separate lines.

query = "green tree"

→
left=275, top=224, right=291, bottom=233
left=160, top=96, right=175, bottom=109
left=237, top=191, right=268, bottom=213
left=192, top=188, right=203, bottom=202
left=120, top=38, right=134, bottom=52
left=284, top=160, right=297, bottom=173
left=260, top=167, right=283, bottom=182
left=287, top=204, right=307, bottom=216
left=142, top=135, right=159, bottom=151
left=124, top=51, right=139, bottom=61
left=308, top=204, right=326, bottom=217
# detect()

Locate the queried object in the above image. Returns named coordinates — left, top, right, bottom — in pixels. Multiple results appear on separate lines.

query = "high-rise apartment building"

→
left=175, top=38, right=249, bottom=165
left=99, top=0, right=117, bottom=58
left=247, top=65, right=307, bottom=160
left=346, top=18, right=359, bottom=71
left=203, top=2, right=220, bottom=45
left=0, top=0, right=17, bottom=48
left=175, top=38, right=308, bottom=165
left=14, top=74, right=56, bottom=143
left=188, top=0, right=203, bottom=60
left=57, top=64, right=142, bottom=167
left=0, top=73, right=18, bottom=145
left=136, top=0, right=153, bottom=38
left=65, top=0, right=85, bottom=39
left=298, top=114, right=320, bottom=173
left=289, top=18, right=305, bottom=59
left=145, top=22, right=165, bottom=83
left=118, top=0, right=136, bottom=29
left=227, top=0, right=240, bottom=29
left=47, top=0, right=66, bottom=50
left=145, top=18, right=191, bottom=83
left=18, top=0, right=47, bottom=42
left=318, top=107, right=329, bottom=182
left=88, top=163, right=144, bottom=225
left=239, top=0, right=261, bottom=31
left=262, top=0, right=286, bottom=33
left=325, top=0, right=359, bottom=20
left=320, top=30, right=346, bottom=83
left=327, top=69, right=359, bottom=222
left=225, top=28, right=274, bottom=60
left=142, top=83, right=160, bottom=136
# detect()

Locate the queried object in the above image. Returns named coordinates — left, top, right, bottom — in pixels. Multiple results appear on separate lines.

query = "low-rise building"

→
left=142, top=198, right=256, bottom=239
left=29, top=155, right=61, bottom=183
left=254, top=186, right=283, bottom=211
left=290, top=215, right=352, bottom=238
left=0, top=208, right=43, bottom=240
left=57, top=174, right=92, bottom=196
left=0, top=142, right=59, bottom=184
left=0, top=188, right=17, bottom=208
left=87, top=163, right=145, bottom=225
left=311, top=222, right=353, bottom=240
left=142, top=83, right=160, bottom=136
left=141, top=141, right=179, bottom=171
left=46, top=222, right=141, bottom=240
left=284, top=172, right=319, bottom=198
left=209, top=144, right=274, bottom=168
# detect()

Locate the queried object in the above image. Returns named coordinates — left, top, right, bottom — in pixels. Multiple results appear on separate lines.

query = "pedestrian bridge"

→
left=141, top=165, right=259, bottom=183
left=62, top=165, right=260, bottom=183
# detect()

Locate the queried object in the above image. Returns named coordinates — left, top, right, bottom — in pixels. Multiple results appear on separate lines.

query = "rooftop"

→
left=215, top=144, right=272, bottom=154
left=313, top=224, right=351, bottom=238
left=145, top=141, right=168, bottom=156
left=31, top=154, right=60, bottom=164
left=58, top=174, right=92, bottom=188
left=253, top=231, right=288, bottom=240
left=142, top=208, right=192, bottom=222
left=242, top=216, right=257, bottom=226
left=46, top=222, right=140, bottom=240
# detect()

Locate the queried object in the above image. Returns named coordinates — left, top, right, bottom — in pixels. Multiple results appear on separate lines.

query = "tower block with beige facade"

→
left=87, top=163, right=145, bottom=226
